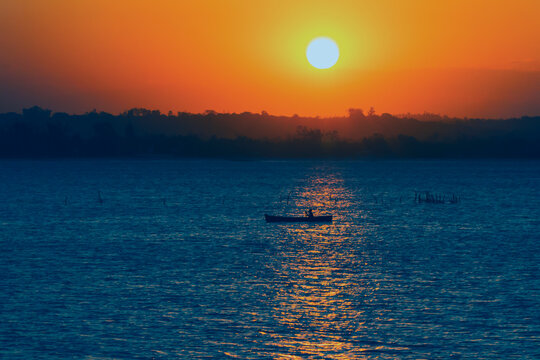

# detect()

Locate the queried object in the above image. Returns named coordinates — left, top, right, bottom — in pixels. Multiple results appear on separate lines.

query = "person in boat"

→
left=307, top=209, right=314, bottom=218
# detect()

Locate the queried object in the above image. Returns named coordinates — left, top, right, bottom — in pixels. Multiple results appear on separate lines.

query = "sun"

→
left=306, top=37, right=339, bottom=69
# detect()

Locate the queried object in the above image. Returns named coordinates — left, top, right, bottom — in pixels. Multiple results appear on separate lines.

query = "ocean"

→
left=1, top=159, right=539, bottom=359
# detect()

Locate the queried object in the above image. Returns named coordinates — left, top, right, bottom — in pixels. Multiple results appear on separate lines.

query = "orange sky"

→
left=1, top=0, right=539, bottom=117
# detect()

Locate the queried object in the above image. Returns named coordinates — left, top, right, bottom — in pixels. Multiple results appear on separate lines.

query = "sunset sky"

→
left=1, top=0, right=539, bottom=118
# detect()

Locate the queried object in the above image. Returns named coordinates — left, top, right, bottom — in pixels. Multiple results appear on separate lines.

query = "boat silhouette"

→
left=264, top=214, right=333, bottom=223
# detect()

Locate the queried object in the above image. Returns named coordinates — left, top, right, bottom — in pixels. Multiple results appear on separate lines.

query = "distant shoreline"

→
left=1, top=107, right=539, bottom=159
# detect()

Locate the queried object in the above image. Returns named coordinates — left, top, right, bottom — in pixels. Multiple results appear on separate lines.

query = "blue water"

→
left=0, top=160, right=539, bottom=359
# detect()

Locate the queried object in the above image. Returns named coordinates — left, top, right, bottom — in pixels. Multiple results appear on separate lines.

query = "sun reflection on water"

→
left=265, top=168, right=383, bottom=359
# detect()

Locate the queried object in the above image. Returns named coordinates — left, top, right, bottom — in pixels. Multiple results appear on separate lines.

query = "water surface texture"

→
left=1, top=160, right=539, bottom=359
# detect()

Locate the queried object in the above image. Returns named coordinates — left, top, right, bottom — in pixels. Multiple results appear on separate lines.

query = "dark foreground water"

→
left=0, top=160, right=539, bottom=359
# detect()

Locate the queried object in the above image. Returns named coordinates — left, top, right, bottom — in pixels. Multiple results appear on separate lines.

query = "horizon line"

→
left=3, top=106, right=539, bottom=121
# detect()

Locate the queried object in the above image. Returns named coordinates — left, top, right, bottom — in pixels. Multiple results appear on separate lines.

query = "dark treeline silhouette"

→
left=0, top=106, right=539, bottom=158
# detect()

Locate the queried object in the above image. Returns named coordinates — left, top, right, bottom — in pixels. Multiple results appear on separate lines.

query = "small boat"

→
left=265, top=214, right=333, bottom=223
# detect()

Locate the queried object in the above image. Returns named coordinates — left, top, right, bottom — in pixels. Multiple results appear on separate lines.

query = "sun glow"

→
left=1, top=0, right=538, bottom=117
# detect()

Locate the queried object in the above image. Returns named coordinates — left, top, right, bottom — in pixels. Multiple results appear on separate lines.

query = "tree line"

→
left=0, top=106, right=539, bottom=158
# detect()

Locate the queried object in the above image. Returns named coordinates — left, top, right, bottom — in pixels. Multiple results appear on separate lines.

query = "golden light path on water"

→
left=261, top=169, right=409, bottom=359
